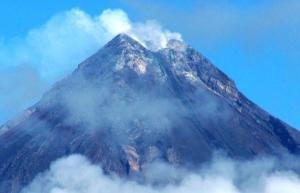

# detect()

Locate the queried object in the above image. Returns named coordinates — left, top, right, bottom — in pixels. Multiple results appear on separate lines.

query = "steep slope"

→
left=0, top=34, right=299, bottom=193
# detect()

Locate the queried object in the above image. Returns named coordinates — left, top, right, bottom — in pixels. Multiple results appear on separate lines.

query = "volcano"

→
left=1, top=34, right=299, bottom=193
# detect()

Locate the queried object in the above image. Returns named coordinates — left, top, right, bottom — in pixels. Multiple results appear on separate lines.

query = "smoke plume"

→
left=0, top=8, right=182, bottom=125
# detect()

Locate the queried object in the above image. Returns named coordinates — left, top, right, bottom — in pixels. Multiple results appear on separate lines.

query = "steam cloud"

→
left=0, top=8, right=181, bottom=79
left=0, top=8, right=182, bottom=124
left=21, top=154, right=300, bottom=193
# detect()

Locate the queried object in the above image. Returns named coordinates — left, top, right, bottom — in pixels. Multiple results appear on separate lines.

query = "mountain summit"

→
left=1, top=34, right=300, bottom=193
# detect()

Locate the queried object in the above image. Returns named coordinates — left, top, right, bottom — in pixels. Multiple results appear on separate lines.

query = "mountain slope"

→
left=0, top=34, right=300, bottom=193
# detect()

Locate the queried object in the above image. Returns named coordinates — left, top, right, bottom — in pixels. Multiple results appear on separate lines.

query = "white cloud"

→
left=99, top=9, right=132, bottom=35
left=264, top=173, right=300, bottom=193
left=21, top=154, right=300, bottom=193
left=0, top=8, right=181, bottom=81
left=0, top=8, right=182, bottom=124
left=130, top=20, right=182, bottom=51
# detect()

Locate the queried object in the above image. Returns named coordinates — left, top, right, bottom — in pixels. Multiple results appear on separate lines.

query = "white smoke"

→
left=21, top=154, right=300, bottom=193
left=0, top=8, right=182, bottom=125
left=0, top=8, right=181, bottom=80
left=99, top=9, right=132, bottom=35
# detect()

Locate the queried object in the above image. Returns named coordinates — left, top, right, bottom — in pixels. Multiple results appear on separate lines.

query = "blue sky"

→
left=0, top=0, right=299, bottom=129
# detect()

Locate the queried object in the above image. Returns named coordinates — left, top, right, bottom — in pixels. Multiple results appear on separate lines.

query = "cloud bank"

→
left=21, top=154, right=300, bottom=193
left=0, top=8, right=181, bottom=124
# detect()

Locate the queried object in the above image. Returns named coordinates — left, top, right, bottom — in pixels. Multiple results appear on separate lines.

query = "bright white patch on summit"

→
left=115, top=53, right=148, bottom=75
left=182, top=71, right=199, bottom=84
left=133, top=59, right=147, bottom=74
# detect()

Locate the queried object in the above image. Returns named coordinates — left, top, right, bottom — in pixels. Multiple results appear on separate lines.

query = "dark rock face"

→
left=0, top=34, right=300, bottom=193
